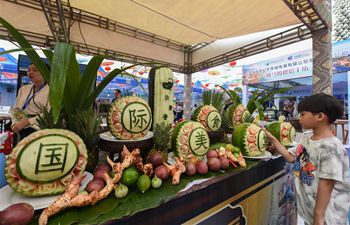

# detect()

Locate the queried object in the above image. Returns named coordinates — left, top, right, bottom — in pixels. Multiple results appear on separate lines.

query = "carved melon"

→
left=232, top=123, right=267, bottom=157
left=266, top=121, right=296, bottom=146
left=192, top=105, right=222, bottom=132
left=224, top=104, right=251, bottom=128
left=171, top=121, right=210, bottom=161
left=108, top=96, right=152, bottom=140
left=5, top=129, right=87, bottom=196
left=148, top=66, right=174, bottom=128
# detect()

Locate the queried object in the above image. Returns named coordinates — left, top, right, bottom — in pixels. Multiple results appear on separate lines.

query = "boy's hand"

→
left=261, top=126, right=278, bottom=142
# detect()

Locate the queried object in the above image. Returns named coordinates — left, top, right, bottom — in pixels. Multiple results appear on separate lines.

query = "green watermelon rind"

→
left=171, top=121, right=188, bottom=153
left=266, top=121, right=281, bottom=142
left=232, top=123, right=248, bottom=155
left=16, top=134, right=79, bottom=183
left=191, top=106, right=203, bottom=121
left=224, top=104, right=235, bottom=129
left=5, top=129, right=87, bottom=197
left=232, top=123, right=266, bottom=157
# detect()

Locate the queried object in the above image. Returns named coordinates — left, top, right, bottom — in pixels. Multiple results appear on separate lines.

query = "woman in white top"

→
left=10, top=63, right=49, bottom=140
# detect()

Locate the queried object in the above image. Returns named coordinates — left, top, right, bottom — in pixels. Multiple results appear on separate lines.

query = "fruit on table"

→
left=148, top=122, right=172, bottom=162
left=192, top=105, right=222, bottom=131
left=137, top=174, right=151, bottom=193
left=220, top=157, right=230, bottom=170
left=206, top=149, right=219, bottom=159
left=85, top=178, right=105, bottom=193
left=121, top=166, right=140, bottom=186
left=108, top=96, right=152, bottom=140
left=207, top=157, right=221, bottom=172
left=185, top=162, right=196, bottom=176
left=5, top=129, right=87, bottom=196
left=93, top=164, right=111, bottom=180
left=154, top=164, right=169, bottom=181
left=148, top=66, right=175, bottom=128
left=114, top=183, right=128, bottom=198
left=151, top=175, right=162, bottom=188
left=232, top=123, right=268, bottom=157
left=149, top=151, right=164, bottom=168
left=172, top=121, right=210, bottom=161
left=266, top=121, right=296, bottom=146
left=196, top=161, right=208, bottom=175
left=0, top=203, right=34, bottom=225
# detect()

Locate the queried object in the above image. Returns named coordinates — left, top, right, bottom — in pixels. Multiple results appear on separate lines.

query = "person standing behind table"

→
left=112, top=89, right=121, bottom=103
left=264, top=93, right=350, bottom=225
left=10, top=63, right=50, bottom=140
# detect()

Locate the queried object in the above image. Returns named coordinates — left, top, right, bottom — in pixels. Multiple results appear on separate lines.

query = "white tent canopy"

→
left=0, top=0, right=328, bottom=73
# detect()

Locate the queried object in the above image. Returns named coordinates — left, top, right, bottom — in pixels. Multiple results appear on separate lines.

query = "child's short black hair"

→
left=297, top=93, right=343, bottom=124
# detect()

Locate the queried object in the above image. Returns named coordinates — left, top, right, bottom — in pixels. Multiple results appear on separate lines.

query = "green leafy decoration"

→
left=219, top=85, right=241, bottom=109
left=0, top=17, right=50, bottom=83
left=50, top=43, right=74, bottom=123
left=202, top=90, right=212, bottom=105
left=246, top=87, right=291, bottom=114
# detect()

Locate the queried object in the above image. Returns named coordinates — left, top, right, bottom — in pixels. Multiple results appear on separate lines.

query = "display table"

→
left=29, top=157, right=293, bottom=225
left=106, top=157, right=290, bottom=225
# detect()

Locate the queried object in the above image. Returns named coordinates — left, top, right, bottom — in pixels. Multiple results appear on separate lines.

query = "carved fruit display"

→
left=148, top=66, right=174, bottom=128
left=192, top=105, right=222, bottom=132
left=108, top=96, right=152, bottom=140
left=5, top=129, right=87, bottom=196
left=224, top=104, right=251, bottom=128
left=232, top=123, right=268, bottom=157
left=266, top=121, right=296, bottom=146
left=172, top=121, right=210, bottom=161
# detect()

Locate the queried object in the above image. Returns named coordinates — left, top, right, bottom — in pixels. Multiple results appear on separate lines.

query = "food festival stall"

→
left=0, top=0, right=333, bottom=224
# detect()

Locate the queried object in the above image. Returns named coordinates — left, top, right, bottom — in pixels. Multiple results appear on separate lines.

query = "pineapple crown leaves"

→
left=201, top=90, right=225, bottom=112
left=69, top=110, right=101, bottom=149
left=153, top=122, right=172, bottom=150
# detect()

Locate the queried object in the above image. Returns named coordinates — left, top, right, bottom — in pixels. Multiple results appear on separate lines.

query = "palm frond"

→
left=219, top=85, right=241, bottom=108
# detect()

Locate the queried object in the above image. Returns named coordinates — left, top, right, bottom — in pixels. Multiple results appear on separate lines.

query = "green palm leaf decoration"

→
left=0, top=16, right=153, bottom=170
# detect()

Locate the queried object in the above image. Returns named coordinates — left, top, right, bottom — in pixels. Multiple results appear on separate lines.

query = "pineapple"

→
left=148, top=122, right=172, bottom=161
left=69, top=110, right=101, bottom=172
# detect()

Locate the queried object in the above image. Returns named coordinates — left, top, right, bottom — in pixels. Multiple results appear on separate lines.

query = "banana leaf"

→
left=82, top=64, right=140, bottom=109
left=29, top=160, right=259, bottom=225
left=0, top=17, right=50, bottom=83
left=62, top=49, right=82, bottom=116
left=77, top=56, right=104, bottom=109
left=50, top=43, right=75, bottom=123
